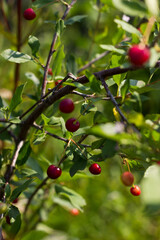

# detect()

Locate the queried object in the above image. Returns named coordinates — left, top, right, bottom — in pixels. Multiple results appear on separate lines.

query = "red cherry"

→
left=121, top=171, right=134, bottom=186
left=65, top=118, right=80, bottom=132
left=59, top=99, right=74, bottom=113
left=128, top=44, right=150, bottom=66
left=48, top=68, right=53, bottom=76
left=130, top=185, right=141, bottom=196
left=12, top=198, right=19, bottom=204
left=70, top=208, right=80, bottom=216
left=55, top=80, right=62, bottom=88
left=47, top=165, right=62, bottom=179
left=89, top=163, right=101, bottom=175
left=23, top=8, right=36, bottom=20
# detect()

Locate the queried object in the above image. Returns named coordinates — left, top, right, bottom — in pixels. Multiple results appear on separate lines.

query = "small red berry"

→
left=12, top=198, right=18, bottom=204
left=121, top=171, right=134, bottom=186
left=89, top=163, right=101, bottom=175
left=55, top=80, right=62, bottom=88
left=128, top=44, right=150, bottom=66
left=70, top=208, right=80, bottom=216
left=59, top=99, right=74, bottom=113
left=48, top=68, right=53, bottom=76
left=47, top=165, right=62, bottom=179
left=23, top=8, right=36, bottom=20
left=130, top=185, right=141, bottom=196
left=65, top=118, right=80, bottom=132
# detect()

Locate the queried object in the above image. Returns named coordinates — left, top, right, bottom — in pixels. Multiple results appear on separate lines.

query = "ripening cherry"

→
left=128, top=44, right=150, bottom=66
left=47, top=165, right=62, bottom=179
left=12, top=198, right=19, bottom=204
left=55, top=80, right=62, bottom=88
left=121, top=171, right=134, bottom=186
left=89, top=163, right=101, bottom=175
left=59, top=99, right=74, bottom=113
left=70, top=208, right=80, bottom=216
left=48, top=68, right=53, bottom=76
left=65, top=118, right=80, bottom=132
left=130, top=185, right=141, bottom=196
left=23, top=8, right=36, bottom=20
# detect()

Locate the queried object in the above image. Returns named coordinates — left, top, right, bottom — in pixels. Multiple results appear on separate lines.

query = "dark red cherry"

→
left=47, top=165, right=62, bottom=179
left=59, top=99, right=74, bottom=113
left=24, top=8, right=36, bottom=20
left=89, top=163, right=101, bottom=175
left=65, top=118, right=80, bottom=132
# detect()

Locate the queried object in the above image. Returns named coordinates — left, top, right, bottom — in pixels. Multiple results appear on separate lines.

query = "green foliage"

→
left=1, top=0, right=160, bottom=239
left=0, top=49, right=32, bottom=63
left=9, top=84, right=26, bottom=112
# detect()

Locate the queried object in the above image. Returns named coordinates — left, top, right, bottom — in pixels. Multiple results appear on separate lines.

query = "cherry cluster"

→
left=121, top=171, right=141, bottom=196
left=46, top=98, right=102, bottom=180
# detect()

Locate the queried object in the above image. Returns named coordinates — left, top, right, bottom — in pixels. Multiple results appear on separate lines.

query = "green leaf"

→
left=5, top=183, right=11, bottom=199
left=102, top=139, right=117, bottom=158
left=65, top=82, right=90, bottom=91
left=66, top=55, right=77, bottom=76
left=141, top=165, right=160, bottom=204
left=80, top=102, right=97, bottom=116
left=114, top=19, right=142, bottom=38
left=65, top=15, right=87, bottom=25
left=9, top=214, right=21, bottom=237
left=91, top=139, right=105, bottom=150
left=112, top=0, right=148, bottom=17
left=100, top=44, right=125, bottom=54
left=18, top=168, right=42, bottom=179
left=55, top=185, right=86, bottom=210
left=93, top=111, right=108, bottom=124
left=21, top=231, right=48, bottom=240
left=33, top=132, right=46, bottom=145
left=49, top=116, right=66, bottom=134
left=32, top=0, right=57, bottom=9
left=111, top=54, right=125, bottom=86
left=0, top=97, right=3, bottom=108
left=41, top=114, right=50, bottom=126
left=70, top=153, right=87, bottom=177
left=86, top=71, right=101, bottom=93
left=89, top=122, right=139, bottom=145
left=28, top=35, right=40, bottom=57
left=52, top=45, right=65, bottom=76
left=55, top=19, right=65, bottom=36
left=9, top=84, right=25, bottom=112
left=10, top=179, right=33, bottom=202
left=119, top=78, right=129, bottom=101
left=145, top=0, right=159, bottom=16
left=25, top=72, right=40, bottom=86
left=17, top=141, right=32, bottom=166
left=9, top=117, right=21, bottom=124
left=0, top=49, right=32, bottom=63
left=54, top=197, right=75, bottom=210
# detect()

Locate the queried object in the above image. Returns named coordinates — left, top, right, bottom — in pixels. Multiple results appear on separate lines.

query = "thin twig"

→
left=99, top=76, right=128, bottom=123
left=13, top=0, right=22, bottom=93
left=41, top=0, right=77, bottom=97
left=24, top=177, right=48, bottom=215
left=4, top=140, right=24, bottom=182
left=33, top=123, right=68, bottom=143
left=77, top=51, right=109, bottom=74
